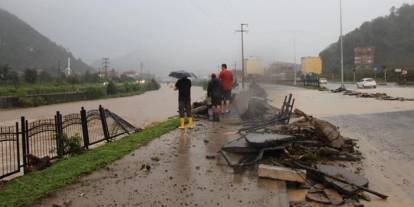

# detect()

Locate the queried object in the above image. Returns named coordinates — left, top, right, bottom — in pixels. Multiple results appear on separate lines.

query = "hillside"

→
left=0, top=8, right=93, bottom=73
left=319, top=4, right=414, bottom=72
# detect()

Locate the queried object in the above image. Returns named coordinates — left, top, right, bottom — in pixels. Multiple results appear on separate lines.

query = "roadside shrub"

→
left=62, top=134, right=84, bottom=155
left=84, top=86, right=106, bottom=99
left=16, top=92, right=32, bottom=107
left=106, top=81, right=118, bottom=95
left=31, top=96, right=48, bottom=106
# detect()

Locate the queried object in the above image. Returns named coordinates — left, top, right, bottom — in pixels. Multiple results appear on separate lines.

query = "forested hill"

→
left=319, top=4, right=414, bottom=72
left=0, top=8, right=93, bottom=73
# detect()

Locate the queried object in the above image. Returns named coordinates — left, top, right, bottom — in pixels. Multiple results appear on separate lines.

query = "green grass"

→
left=0, top=118, right=178, bottom=207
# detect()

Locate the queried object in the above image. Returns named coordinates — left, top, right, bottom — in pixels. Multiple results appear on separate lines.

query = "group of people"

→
left=207, top=64, right=233, bottom=121
left=174, top=63, right=234, bottom=129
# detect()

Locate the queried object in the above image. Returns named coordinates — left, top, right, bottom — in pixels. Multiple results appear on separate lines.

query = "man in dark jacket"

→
left=175, top=77, right=193, bottom=129
left=207, top=73, right=223, bottom=121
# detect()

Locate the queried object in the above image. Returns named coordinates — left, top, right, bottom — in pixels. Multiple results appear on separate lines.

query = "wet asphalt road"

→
left=32, top=119, right=289, bottom=207
left=325, top=110, right=414, bottom=207
left=30, top=84, right=414, bottom=207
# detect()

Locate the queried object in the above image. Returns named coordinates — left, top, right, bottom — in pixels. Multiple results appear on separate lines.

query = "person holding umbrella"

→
left=170, top=71, right=194, bottom=129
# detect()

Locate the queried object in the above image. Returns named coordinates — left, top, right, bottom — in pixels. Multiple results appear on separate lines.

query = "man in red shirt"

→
left=219, top=64, right=233, bottom=113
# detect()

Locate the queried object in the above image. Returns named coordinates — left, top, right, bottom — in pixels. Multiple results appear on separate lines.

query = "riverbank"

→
left=0, top=80, right=160, bottom=108
left=0, top=117, right=178, bottom=207
left=0, top=85, right=205, bottom=126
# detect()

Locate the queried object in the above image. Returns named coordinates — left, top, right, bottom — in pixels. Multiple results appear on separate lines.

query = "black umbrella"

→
left=169, top=70, right=197, bottom=79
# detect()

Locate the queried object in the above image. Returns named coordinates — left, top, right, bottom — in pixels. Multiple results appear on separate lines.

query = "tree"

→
left=8, top=71, right=19, bottom=88
left=0, top=65, right=10, bottom=82
left=23, top=69, right=37, bottom=84
left=319, top=3, right=414, bottom=79
left=106, top=81, right=118, bottom=95
left=66, top=74, right=81, bottom=85
left=38, top=70, right=53, bottom=82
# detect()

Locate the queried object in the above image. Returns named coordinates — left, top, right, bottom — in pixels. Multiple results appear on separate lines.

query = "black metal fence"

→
left=0, top=105, right=138, bottom=180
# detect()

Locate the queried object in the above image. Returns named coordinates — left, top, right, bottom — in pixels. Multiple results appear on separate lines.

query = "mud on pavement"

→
left=33, top=119, right=289, bottom=207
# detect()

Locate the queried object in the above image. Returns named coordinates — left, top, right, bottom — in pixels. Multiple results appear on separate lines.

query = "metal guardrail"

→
left=0, top=105, right=138, bottom=180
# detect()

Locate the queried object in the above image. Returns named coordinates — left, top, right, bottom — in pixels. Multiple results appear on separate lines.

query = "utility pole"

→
left=102, top=58, right=110, bottom=77
left=339, top=0, right=345, bottom=88
left=293, top=34, right=297, bottom=86
left=236, top=23, right=248, bottom=89
left=234, top=61, right=238, bottom=84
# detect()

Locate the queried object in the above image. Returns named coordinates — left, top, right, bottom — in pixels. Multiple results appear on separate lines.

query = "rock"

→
left=27, top=154, right=51, bottom=172
left=206, top=155, right=216, bottom=159
left=258, top=164, right=306, bottom=184
left=151, top=156, right=160, bottom=162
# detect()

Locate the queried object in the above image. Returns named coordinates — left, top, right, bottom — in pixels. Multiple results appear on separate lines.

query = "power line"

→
left=187, top=0, right=233, bottom=31
left=102, top=57, right=110, bottom=77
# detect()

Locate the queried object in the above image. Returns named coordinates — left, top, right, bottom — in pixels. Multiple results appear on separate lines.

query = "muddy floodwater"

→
left=0, top=85, right=204, bottom=126
left=263, top=84, right=414, bottom=117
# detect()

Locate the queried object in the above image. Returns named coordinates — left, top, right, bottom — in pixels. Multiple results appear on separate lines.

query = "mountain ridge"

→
left=319, top=3, right=414, bottom=72
left=0, top=8, right=94, bottom=73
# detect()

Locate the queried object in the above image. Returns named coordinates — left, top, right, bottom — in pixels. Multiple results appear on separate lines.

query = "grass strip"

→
left=0, top=117, right=178, bottom=207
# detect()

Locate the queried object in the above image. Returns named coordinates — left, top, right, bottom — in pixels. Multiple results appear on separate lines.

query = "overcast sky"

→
left=1, top=0, right=413, bottom=75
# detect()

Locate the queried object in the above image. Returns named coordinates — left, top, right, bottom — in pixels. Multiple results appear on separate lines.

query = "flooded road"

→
left=263, top=84, right=414, bottom=117
left=0, top=85, right=204, bottom=127
left=26, top=84, right=414, bottom=206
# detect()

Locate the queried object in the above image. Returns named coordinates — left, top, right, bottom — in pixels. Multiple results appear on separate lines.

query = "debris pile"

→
left=342, top=90, right=414, bottom=101
left=220, top=99, right=387, bottom=205
left=191, top=101, right=209, bottom=117
left=27, top=154, right=51, bottom=172
left=331, top=88, right=414, bottom=101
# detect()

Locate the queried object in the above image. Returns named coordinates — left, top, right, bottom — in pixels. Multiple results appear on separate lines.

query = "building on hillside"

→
left=301, top=57, right=322, bottom=74
left=266, top=62, right=296, bottom=81
left=64, top=57, right=72, bottom=76
left=244, top=56, right=265, bottom=76
left=123, top=70, right=139, bottom=79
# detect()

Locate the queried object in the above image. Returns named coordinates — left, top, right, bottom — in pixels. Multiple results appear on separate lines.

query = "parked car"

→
left=357, top=78, right=377, bottom=88
left=319, top=78, right=328, bottom=84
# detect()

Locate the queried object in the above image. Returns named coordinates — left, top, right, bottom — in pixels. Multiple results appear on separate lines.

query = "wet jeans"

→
left=179, top=100, right=192, bottom=118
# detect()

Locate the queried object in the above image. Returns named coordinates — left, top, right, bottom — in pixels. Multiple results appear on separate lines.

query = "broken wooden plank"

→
left=295, top=162, right=388, bottom=200
left=317, top=164, right=368, bottom=195
left=306, top=192, right=330, bottom=204
left=258, top=164, right=306, bottom=184
left=324, top=188, right=344, bottom=205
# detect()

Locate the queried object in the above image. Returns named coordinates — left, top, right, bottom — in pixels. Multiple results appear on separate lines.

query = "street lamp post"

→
left=236, top=24, right=248, bottom=89
left=340, top=0, right=345, bottom=88
left=293, top=35, right=297, bottom=86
